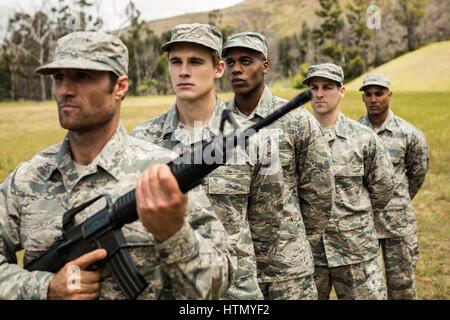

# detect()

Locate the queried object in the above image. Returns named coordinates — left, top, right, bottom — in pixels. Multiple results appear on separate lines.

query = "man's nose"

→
left=232, top=62, right=242, bottom=74
left=179, top=62, right=191, bottom=77
left=56, top=77, right=76, bottom=97
left=314, top=88, right=324, bottom=98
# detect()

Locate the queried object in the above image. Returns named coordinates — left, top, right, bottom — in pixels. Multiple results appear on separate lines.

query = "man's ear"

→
left=115, top=75, right=129, bottom=100
left=339, top=86, right=346, bottom=99
left=262, top=60, right=269, bottom=74
left=215, top=60, right=225, bottom=79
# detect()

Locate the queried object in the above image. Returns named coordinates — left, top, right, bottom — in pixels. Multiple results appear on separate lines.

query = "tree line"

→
left=278, top=0, right=430, bottom=89
left=0, top=0, right=436, bottom=101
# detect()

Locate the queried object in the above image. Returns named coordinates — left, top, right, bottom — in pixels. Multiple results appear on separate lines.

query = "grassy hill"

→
left=345, top=41, right=450, bottom=92
left=144, top=0, right=449, bottom=43
left=145, top=0, right=320, bottom=38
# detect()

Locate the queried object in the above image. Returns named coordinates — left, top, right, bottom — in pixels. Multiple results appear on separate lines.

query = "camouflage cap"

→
left=161, top=23, right=223, bottom=56
left=359, top=73, right=391, bottom=91
left=303, top=63, right=344, bottom=86
left=35, top=31, right=128, bottom=76
left=222, top=32, right=268, bottom=59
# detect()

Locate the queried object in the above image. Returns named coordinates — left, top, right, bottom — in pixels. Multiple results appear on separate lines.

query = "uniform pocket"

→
left=338, top=213, right=372, bottom=232
left=334, top=163, right=364, bottom=178
left=20, top=200, right=65, bottom=253
left=335, top=213, right=378, bottom=259
left=333, top=163, right=364, bottom=205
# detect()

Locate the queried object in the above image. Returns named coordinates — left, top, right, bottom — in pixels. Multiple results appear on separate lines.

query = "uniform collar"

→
left=47, top=123, right=128, bottom=190
left=229, top=85, right=274, bottom=119
left=162, top=96, right=226, bottom=145
left=376, top=109, right=396, bottom=133
left=364, top=109, right=396, bottom=133
left=334, top=112, right=349, bottom=139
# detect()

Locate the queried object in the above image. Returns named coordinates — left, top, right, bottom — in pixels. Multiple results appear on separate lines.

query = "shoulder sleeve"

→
left=129, top=114, right=166, bottom=142
left=405, top=128, right=429, bottom=199
left=0, top=167, right=53, bottom=300
left=363, top=132, right=395, bottom=210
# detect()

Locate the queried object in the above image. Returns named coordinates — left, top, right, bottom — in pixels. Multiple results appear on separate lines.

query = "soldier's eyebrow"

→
left=169, top=56, right=182, bottom=63
left=188, top=56, right=206, bottom=63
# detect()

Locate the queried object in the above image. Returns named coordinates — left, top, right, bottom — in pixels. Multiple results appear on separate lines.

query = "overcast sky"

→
left=0, top=0, right=244, bottom=35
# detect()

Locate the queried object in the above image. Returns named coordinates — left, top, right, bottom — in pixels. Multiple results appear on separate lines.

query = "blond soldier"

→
left=304, top=63, right=395, bottom=300
left=358, top=74, right=429, bottom=299
left=0, top=31, right=235, bottom=300
left=222, top=32, right=335, bottom=299
left=130, top=24, right=263, bottom=300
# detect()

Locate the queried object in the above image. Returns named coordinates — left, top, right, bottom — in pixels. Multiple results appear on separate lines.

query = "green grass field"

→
left=346, top=41, right=450, bottom=92
left=0, top=89, right=448, bottom=299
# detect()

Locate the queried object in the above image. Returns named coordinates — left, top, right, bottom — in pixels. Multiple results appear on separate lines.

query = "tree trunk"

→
left=39, top=49, right=46, bottom=101
left=133, top=45, right=141, bottom=95
left=10, top=68, right=16, bottom=101
left=407, top=24, right=415, bottom=51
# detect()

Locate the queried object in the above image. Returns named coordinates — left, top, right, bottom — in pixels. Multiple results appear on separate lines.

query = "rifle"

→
left=25, top=89, right=312, bottom=299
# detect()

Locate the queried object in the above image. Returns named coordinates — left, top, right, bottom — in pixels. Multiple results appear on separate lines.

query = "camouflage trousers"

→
left=314, top=254, right=387, bottom=300
left=380, top=233, right=419, bottom=300
left=259, top=275, right=318, bottom=300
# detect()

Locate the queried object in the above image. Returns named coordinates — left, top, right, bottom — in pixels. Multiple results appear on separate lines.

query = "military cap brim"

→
left=35, top=58, right=119, bottom=75
left=358, top=82, right=390, bottom=91
left=161, top=39, right=218, bottom=54
left=302, top=71, right=343, bottom=86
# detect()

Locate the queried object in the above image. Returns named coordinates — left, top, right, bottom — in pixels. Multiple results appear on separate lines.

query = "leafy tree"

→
left=4, top=0, right=103, bottom=101
left=290, top=63, right=310, bottom=89
left=121, top=1, right=146, bottom=95
left=0, top=49, right=12, bottom=101
left=5, top=10, right=53, bottom=101
left=52, top=0, right=103, bottom=37
left=346, top=0, right=374, bottom=63
left=345, top=51, right=366, bottom=80
left=278, top=36, right=295, bottom=77
left=312, top=0, right=345, bottom=62
left=394, top=0, right=428, bottom=51
left=152, top=54, right=170, bottom=95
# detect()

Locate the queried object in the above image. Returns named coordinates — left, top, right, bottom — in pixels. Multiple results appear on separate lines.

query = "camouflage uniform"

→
left=223, top=33, right=335, bottom=300
left=358, top=73, right=430, bottom=299
left=225, top=86, right=335, bottom=300
left=304, top=64, right=395, bottom=300
left=131, top=24, right=263, bottom=300
left=131, top=98, right=264, bottom=300
left=0, top=124, right=236, bottom=299
left=0, top=31, right=236, bottom=300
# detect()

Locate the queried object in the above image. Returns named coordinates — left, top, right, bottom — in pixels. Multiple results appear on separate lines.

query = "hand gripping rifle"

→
left=25, top=90, right=312, bottom=299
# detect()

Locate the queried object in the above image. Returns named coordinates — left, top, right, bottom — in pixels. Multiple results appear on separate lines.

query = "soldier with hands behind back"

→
left=358, top=74, right=429, bottom=300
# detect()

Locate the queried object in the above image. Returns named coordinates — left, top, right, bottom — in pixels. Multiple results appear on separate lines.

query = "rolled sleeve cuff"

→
left=154, top=221, right=198, bottom=265
left=38, top=272, right=54, bottom=300
left=24, top=271, right=54, bottom=300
